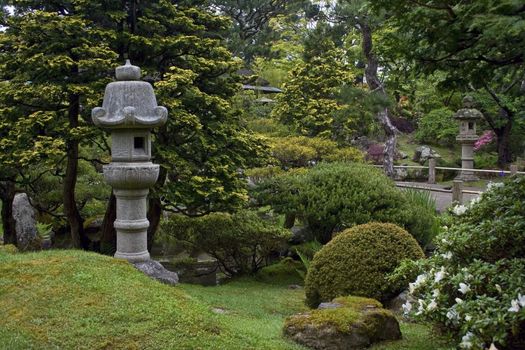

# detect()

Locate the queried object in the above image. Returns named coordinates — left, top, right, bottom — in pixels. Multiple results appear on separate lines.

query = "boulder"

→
left=413, top=145, right=441, bottom=165
left=393, top=165, right=409, bottom=181
left=289, top=226, right=314, bottom=245
left=12, top=193, right=39, bottom=250
left=284, top=296, right=401, bottom=350
left=133, top=260, right=179, bottom=285
left=386, top=290, right=414, bottom=314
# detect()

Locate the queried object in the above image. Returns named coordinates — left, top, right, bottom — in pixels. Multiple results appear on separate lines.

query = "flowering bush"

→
left=392, top=177, right=525, bottom=349
left=474, top=131, right=495, bottom=151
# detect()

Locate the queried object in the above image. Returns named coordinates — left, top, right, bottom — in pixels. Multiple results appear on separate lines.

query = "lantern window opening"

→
left=134, top=136, right=145, bottom=150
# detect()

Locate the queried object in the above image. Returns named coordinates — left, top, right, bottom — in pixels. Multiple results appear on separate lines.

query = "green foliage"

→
left=159, top=210, right=291, bottom=276
left=35, top=222, right=52, bottom=241
left=271, top=24, right=355, bottom=140
left=268, top=136, right=364, bottom=168
left=415, top=108, right=457, bottom=146
left=402, top=189, right=440, bottom=249
left=292, top=240, right=323, bottom=280
left=0, top=244, right=18, bottom=255
left=397, top=177, right=525, bottom=349
left=304, top=222, right=424, bottom=308
left=254, top=162, right=437, bottom=245
left=374, top=0, right=525, bottom=165
left=474, top=152, right=499, bottom=170
left=256, top=257, right=305, bottom=285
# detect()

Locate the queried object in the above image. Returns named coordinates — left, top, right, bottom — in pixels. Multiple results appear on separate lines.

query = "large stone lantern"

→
left=454, top=96, right=482, bottom=181
left=92, top=60, right=167, bottom=262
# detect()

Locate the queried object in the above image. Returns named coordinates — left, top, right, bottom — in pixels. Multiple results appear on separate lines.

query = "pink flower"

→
left=474, top=131, right=495, bottom=151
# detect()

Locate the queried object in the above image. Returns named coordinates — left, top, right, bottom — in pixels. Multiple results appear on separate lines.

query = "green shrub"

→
left=415, top=107, right=457, bottom=145
left=474, top=152, right=498, bottom=170
left=396, top=177, right=525, bottom=349
left=0, top=244, right=18, bottom=255
left=304, top=222, right=424, bottom=308
left=254, top=162, right=437, bottom=245
left=402, top=189, right=440, bottom=249
left=256, top=257, right=304, bottom=285
left=269, top=136, right=364, bottom=168
left=159, top=210, right=290, bottom=277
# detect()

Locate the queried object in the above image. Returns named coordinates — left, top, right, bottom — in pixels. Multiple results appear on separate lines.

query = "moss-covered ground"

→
left=0, top=249, right=453, bottom=349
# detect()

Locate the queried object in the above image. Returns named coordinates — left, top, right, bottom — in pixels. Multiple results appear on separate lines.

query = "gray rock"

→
left=386, top=290, right=414, bottom=314
left=398, top=151, right=408, bottom=159
left=284, top=298, right=401, bottom=350
left=393, top=165, right=408, bottom=181
left=413, top=145, right=441, bottom=164
left=133, top=260, right=179, bottom=285
left=12, top=193, right=39, bottom=250
left=318, top=302, right=343, bottom=309
left=290, top=226, right=314, bottom=245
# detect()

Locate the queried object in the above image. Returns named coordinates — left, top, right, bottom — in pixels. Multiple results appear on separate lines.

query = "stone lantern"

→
left=92, top=60, right=167, bottom=262
left=454, top=96, right=482, bottom=181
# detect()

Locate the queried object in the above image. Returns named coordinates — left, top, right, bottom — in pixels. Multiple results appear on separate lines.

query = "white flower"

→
left=446, top=308, right=458, bottom=321
left=441, top=237, right=448, bottom=244
left=488, top=343, right=498, bottom=350
left=409, top=274, right=427, bottom=293
left=415, top=299, right=425, bottom=315
left=441, top=251, right=453, bottom=260
left=432, top=289, right=440, bottom=298
left=434, top=266, right=446, bottom=283
left=460, top=332, right=474, bottom=349
left=442, top=227, right=448, bottom=233
left=508, top=299, right=520, bottom=312
left=518, top=293, right=525, bottom=307
left=453, top=204, right=468, bottom=216
left=465, top=314, right=472, bottom=322
left=469, top=196, right=481, bottom=207
left=455, top=297, right=464, bottom=304
left=402, top=301, right=412, bottom=314
left=458, top=283, right=471, bottom=294
left=487, top=182, right=504, bottom=191
left=427, top=299, right=438, bottom=311
left=495, top=284, right=502, bottom=293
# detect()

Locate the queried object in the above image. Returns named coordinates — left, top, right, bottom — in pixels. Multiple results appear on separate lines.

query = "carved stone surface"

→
left=93, top=60, right=170, bottom=266
left=454, top=96, right=482, bottom=181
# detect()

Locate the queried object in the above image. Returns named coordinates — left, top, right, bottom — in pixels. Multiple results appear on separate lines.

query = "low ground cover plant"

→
left=160, top=210, right=290, bottom=276
left=395, top=177, right=525, bottom=349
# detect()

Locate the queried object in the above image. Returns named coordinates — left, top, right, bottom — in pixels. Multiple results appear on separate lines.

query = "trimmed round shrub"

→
left=305, top=222, right=424, bottom=308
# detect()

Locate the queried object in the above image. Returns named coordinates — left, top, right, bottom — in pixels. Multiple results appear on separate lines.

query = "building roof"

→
left=242, top=84, right=282, bottom=93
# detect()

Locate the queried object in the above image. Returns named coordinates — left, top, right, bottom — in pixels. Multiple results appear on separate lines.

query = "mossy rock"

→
left=305, top=222, right=424, bottom=308
left=0, top=244, right=18, bottom=255
left=283, top=296, right=401, bottom=350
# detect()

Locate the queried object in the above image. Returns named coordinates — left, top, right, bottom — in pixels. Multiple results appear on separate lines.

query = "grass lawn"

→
left=0, top=248, right=454, bottom=349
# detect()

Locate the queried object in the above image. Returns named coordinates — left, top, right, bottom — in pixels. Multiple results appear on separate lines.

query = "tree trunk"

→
left=146, top=166, right=167, bottom=251
left=99, top=192, right=117, bottom=255
left=63, top=92, right=88, bottom=249
left=0, top=180, right=17, bottom=245
left=283, top=213, right=296, bottom=229
left=495, top=122, right=513, bottom=168
left=360, top=20, right=397, bottom=178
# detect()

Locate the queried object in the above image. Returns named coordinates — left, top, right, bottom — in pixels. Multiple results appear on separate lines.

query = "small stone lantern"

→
left=92, top=60, right=167, bottom=262
left=454, top=96, right=482, bottom=181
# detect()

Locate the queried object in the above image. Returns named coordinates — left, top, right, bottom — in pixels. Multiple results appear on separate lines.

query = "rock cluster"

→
left=284, top=296, right=401, bottom=349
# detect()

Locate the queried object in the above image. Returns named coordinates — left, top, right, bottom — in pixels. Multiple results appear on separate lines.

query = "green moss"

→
left=305, top=223, right=425, bottom=308
left=285, top=296, right=390, bottom=333
left=0, top=250, right=302, bottom=349
left=0, top=244, right=18, bottom=255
